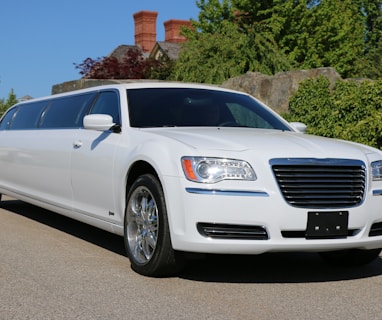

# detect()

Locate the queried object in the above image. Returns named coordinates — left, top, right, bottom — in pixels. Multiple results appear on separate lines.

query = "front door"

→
left=70, top=90, right=122, bottom=224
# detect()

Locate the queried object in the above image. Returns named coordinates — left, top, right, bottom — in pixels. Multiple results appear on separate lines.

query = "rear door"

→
left=0, top=93, right=95, bottom=208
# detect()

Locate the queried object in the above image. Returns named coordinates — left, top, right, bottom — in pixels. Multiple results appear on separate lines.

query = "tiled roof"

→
left=155, top=41, right=182, bottom=60
left=108, top=45, right=146, bottom=60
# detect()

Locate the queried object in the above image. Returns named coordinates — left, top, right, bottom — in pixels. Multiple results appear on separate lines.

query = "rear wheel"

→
left=320, top=248, right=381, bottom=266
left=124, top=174, right=182, bottom=277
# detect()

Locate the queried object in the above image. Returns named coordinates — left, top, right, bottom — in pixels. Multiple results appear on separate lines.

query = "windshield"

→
left=127, top=88, right=291, bottom=131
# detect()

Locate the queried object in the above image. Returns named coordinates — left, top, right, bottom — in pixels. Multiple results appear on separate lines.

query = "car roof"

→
left=16, top=81, right=247, bottom=106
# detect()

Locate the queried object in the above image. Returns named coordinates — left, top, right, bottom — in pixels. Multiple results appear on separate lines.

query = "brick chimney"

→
left=164, top=19, right=191, bottom=43
left=133, top=10, right=158, bottom=53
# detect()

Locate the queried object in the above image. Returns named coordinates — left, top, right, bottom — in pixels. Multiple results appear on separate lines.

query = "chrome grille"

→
left=270, top=158, right=366, bottom=208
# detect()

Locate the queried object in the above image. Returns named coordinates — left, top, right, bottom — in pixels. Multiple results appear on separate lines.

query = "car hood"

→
left=144, top=127, right=378, bottom=159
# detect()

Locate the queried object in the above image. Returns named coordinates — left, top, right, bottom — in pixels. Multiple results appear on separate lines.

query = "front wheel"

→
left=320, top=248, right=381, bottom=266
left=124, top=174, right=182, bottom=277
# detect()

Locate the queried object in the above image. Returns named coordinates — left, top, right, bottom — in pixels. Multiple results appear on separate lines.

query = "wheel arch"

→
left=125, top=160, right=160, bottom=194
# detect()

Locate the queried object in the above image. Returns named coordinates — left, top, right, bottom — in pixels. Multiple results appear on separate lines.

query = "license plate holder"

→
left=306, top=211, right=349, bottom=239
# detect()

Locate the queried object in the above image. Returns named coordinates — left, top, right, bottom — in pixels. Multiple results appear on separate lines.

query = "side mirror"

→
left=289, top=122, right=307, bottom=133
left=83, top=114, right=115, bottom=131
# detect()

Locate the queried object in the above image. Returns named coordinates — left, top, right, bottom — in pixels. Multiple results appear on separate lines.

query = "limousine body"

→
left=1, top=82, right=382, bottom=276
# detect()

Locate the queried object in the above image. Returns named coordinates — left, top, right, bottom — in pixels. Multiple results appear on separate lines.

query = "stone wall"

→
left=52, top=67, right=341, bottom=113
left=221, top=67, right=341, bottom=113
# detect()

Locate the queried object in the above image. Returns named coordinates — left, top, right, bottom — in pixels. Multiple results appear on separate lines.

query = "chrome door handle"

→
left=73, top=140, right=83, bottom=149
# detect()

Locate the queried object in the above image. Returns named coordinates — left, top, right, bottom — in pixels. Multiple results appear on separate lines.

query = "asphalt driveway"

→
left=1, top=195, right=382, bottom=320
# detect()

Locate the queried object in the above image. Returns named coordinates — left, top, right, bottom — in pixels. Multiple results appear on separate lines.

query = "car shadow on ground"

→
left=1, top=199, right=127, bottom=257
left=3, top=198, right=382, bottom=284
left=180, top=252, right=382, bottom=283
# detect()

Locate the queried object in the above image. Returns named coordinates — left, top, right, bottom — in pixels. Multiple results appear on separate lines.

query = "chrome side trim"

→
left=185, top=188, right=269, bottom=197
left=373, top=190, right=382, bottom=196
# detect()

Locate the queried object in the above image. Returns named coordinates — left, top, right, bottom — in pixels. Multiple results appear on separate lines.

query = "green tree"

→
left=174, top=0, right=382, bottom=82
left=362, top=42, right=382, bottom=78
left=172, top=20, right=260, bottom=83
left=191, top=0, right=235, bottom=33
left=359, top=0, right=382, bottom=78
left=72, top=0, right=382, bottom=82
left=172, top=0, right=290, bottom=83
left=269, top=0, right=311, bottom=65
left=144, top=54, right=176, bottom=80
left=362, top=0, right=382, bottom=48
left=270, top=0, right=367, bottom=78
left=0, top=89, right=18, bottom=117
left=312, top=0, right=365, bottom=78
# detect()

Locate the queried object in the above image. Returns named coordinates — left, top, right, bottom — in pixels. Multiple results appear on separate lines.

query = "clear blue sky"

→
left=0, top=0, right=199, bottom=100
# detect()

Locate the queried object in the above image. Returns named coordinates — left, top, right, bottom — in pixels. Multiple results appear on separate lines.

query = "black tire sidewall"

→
left=124, top=174, right=176, bottom=276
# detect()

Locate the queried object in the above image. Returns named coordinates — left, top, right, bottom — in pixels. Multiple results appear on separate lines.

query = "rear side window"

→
left=40, top=93, right=96, bottom=129
left=8, top=101, right=48, bottom=130
left=89, top=91, right=120, bottom=125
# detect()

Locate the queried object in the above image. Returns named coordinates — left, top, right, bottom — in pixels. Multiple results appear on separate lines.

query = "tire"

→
left=320, top=248, right=381, bottom=266
left=124, top=174, right=182, bottom=277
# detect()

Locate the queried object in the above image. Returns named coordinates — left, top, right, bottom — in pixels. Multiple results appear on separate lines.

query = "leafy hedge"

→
left=283, top=76, right=382, bottom=149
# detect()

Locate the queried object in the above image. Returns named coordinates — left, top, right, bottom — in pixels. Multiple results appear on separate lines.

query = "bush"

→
left=283, top=76, right=382, bottom=149
left=75, top=48, right=175, bottom=80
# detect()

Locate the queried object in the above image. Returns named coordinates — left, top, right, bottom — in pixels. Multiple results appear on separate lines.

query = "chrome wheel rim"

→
left=127, top=186, right=158, bottom=264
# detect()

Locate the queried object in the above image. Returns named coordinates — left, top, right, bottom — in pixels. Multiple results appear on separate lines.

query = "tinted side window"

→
left=127, top=88, right=183, bottom=127
left=127, top=88, right=291, bottom=130
left=40, top=93, right=96, bottom=129
left=226, top=103, right=274, bottom=129
left=89, top=91, right=120, bottom=125
left=0, top=107, right=18, bottom=130
left=9, top=101, right=48, bottom=130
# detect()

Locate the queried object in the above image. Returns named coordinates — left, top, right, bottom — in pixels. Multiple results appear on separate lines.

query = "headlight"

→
left=181, top=157, right=256, bottom=183
left=371, top=160, right=382, bottom=181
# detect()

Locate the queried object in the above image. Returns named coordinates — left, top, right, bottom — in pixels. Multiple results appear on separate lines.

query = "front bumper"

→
left=163, top=177, right=382, bottom=254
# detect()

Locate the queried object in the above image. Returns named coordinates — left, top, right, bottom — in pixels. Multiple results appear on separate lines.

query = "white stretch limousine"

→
left=1, top=82, right=382, bottom=276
